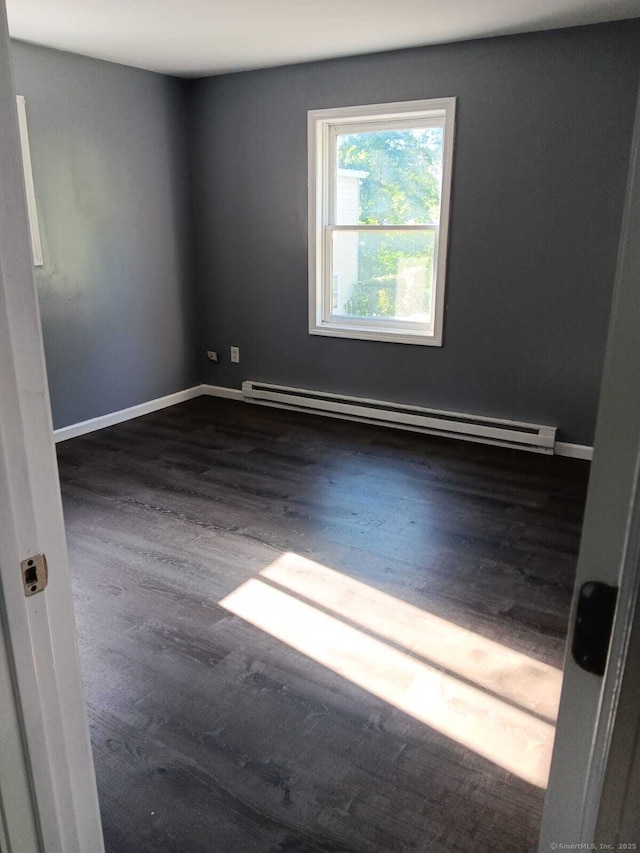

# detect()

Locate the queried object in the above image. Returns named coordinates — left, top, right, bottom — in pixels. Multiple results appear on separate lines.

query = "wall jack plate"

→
left=21, top=553, right=48, bottom=597
left=207, top=350, right=218, bottom=362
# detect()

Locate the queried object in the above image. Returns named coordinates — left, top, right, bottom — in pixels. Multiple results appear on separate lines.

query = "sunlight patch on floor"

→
left=220, top=552, right=561, bottom=789
left=261, top=552, right=562, bottom=722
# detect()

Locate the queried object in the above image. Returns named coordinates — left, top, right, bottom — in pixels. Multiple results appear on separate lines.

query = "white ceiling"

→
left=7, top=0, right=640, bottom=78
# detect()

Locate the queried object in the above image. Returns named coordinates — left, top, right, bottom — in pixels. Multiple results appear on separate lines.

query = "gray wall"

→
left=10, top=23, right=640, bottom=443
left=190, top=21, right=640, bottom=445
left=10, top=42, right=198, bottom=430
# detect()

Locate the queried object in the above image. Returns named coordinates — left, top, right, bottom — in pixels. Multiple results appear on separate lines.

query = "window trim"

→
left=308, top=98, right=456, bottom=346
left=15, top=96, right=43, bottom=268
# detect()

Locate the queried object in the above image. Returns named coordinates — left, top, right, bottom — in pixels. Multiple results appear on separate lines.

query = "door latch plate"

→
left=21, top=553, right=48, bottom=596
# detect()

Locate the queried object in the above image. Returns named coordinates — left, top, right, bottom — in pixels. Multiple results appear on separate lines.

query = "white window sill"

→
left=309, top=323, right=442, bottom=346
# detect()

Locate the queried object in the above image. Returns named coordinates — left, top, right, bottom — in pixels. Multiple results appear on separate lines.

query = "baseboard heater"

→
left=242, top=381, right=556, bottom=454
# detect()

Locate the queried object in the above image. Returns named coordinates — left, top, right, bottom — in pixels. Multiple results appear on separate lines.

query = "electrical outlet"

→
left=230, top=346, right=240, bottom=364
left=207, top=350, right=218, bottom=362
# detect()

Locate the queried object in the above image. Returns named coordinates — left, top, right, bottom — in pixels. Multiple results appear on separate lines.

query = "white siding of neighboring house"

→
left=333, top=169, right=367, bottom=314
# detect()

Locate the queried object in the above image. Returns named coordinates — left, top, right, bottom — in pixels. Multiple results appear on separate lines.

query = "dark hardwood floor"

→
left=56, top=397, right=590, bottom=853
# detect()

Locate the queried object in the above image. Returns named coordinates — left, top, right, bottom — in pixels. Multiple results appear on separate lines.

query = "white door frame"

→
left=539, top=84, right=640, bottom=847
left=589, top=81, right=640, bottom=844
left=0, top=2, right=104, bottom=851
left=0, top=603, right=42, bottom=852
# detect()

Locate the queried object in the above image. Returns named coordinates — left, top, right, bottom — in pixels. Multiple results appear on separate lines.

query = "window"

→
left=308, top=98, right=455, bottom=346
left=15, top=96, right=43, bottom=267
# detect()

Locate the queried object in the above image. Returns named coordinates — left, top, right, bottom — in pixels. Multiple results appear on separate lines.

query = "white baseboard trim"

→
left=200, top=383, right=244, bottom=401
left=53, top=381, right=594, bottom=461
left=53, top=385, right=205, bottom=443
left=555, top=441, right=594, bottom=460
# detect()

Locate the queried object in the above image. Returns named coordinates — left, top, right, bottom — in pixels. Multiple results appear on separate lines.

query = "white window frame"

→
left=15, top=95, right=43, bottom=267
left=308, top=98, right=456, bottom=346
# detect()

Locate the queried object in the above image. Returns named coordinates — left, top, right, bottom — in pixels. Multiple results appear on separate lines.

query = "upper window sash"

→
left=328, top=116, right=446, bottom=228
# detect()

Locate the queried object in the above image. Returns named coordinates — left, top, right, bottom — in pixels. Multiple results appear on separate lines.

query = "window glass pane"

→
left=331, top=230, right=435, bottom=323
left=336, top=126, right=443, bottom=225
